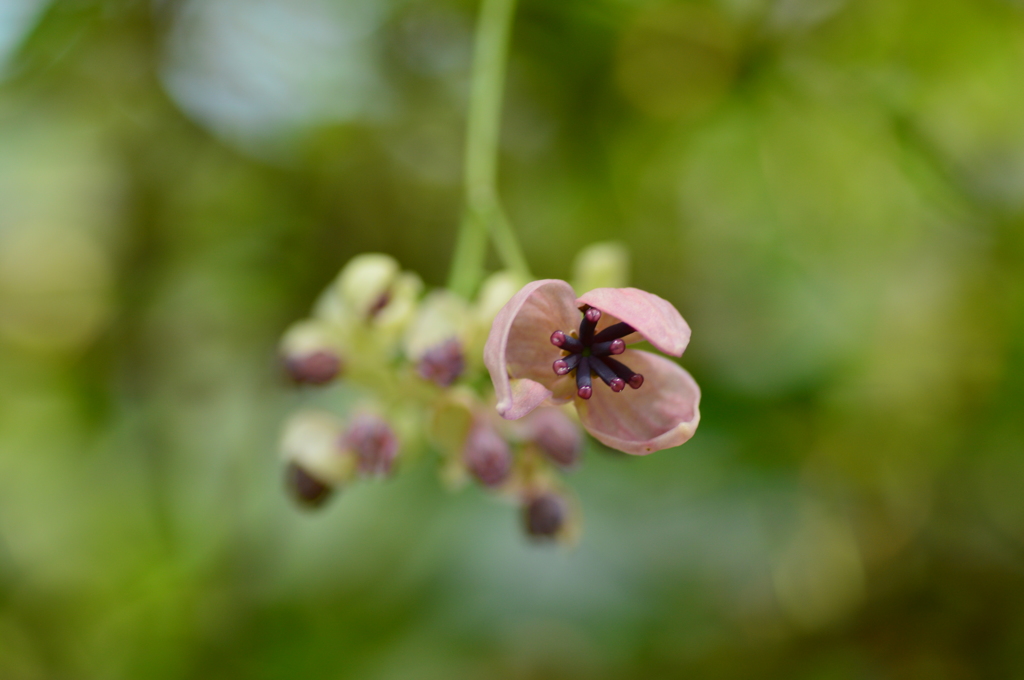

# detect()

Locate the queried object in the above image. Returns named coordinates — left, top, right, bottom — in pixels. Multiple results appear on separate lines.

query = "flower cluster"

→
left=278, top=245, right=700, bottom=542
left=279, top=254, right=579, bottom=540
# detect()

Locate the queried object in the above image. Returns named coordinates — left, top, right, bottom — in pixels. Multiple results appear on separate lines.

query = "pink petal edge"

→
left=576, top=287, right=691, bottom=357
left=575, top=349, right=700, bottom=455
left=498, top=378, right=553, bottom=420
left=484, top=279, right=578, bottom=420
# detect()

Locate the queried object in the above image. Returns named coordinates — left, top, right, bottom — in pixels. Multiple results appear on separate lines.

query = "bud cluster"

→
left=278, top=247, right=628, bottom=542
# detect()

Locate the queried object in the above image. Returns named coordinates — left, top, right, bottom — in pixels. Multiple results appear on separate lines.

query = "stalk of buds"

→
left=277, top=244, right=696, bottom=544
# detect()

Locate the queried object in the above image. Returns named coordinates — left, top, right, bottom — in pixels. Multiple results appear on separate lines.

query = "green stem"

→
left=447, top=0, right=531, bottom=298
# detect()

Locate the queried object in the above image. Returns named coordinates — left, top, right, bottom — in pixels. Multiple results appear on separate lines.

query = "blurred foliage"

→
left=2, top=0, right=1024, bottom=677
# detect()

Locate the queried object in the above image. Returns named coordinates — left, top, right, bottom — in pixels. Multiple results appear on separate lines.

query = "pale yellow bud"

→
left=311, top=256, right=423, bottom=368
left=571, top=242, right=630, bottom=293
left=279, top=319, right=345, bottom=384
left=339, top=253, right=400, bottom=317
left=429, top=390, right=475, bottom=457
left=279, top=411, right=355, bottom=486
left=404, top=290, right=470, bottom=361
left=463, top=270, right=529, bottom=369
left=372, top=271, right=423, bottom=335
left=314, top=253, right=405, bottom=323
left=428, top=388, right=477, bottom=489
left=474, top=270, right=529, bottom=325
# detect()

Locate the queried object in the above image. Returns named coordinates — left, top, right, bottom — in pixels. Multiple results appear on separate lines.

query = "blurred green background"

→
left=3, top=0, right=1024, bottom=677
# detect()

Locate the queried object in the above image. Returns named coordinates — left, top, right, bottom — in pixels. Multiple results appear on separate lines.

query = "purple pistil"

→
left=550, top=307, right=644, bottom=399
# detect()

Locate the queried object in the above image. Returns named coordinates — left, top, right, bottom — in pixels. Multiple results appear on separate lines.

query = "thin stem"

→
left=447, top=0, right=531, bottom=297
left=490, top=200, right=530, bottom=278
left=448, top=210, right=486, bottom=298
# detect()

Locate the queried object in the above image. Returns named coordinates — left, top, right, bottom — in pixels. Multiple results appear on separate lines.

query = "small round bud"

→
left=609, top=338, right=625, bottom=355
left=417, top=338, right=465, bottom=387
left=628, top=374, right=644, bottom=389
left=285, top=350, right=341, bottom=385
left=345, top=414, right=399, bottom=477
left=338, top=253, right=400, bottom=319
left=404, top=290, right=468, bottom=363
left=610, top=378, right=625, bottom=392
left=286, top=462, right=333, bottom=508
left=577, top=385, right=592, bottom=400
left=550, top=330, right=567, bottom=347
left=475, top=271, right=529, bottom=324
left=572, top=241, right=630, bottom=293
left=464, top=424, right=512, bottom=487
left=524, top=408, right=583, bottom=468
left=280, top=320, right=345, bottom=385
left=553, top=359, right=571, bottom=375
left=584, top=307, right=601, bottom=324
left=524, top=494, right=566, bottom=538
left=280, top=411, right=352, bottom=496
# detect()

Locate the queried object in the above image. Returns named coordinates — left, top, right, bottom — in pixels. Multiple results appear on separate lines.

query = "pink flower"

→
left=484, top=280, right=700, bottom=455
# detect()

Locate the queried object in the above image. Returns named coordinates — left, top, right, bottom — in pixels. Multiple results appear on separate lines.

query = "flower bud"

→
left=372, top=271, right=423, bottom=332
left=522, top=407, right=582, bottom=468
left=280, top=411, right=354, bottom=507
left=344, top=413, right=400, bottom=477
left=314, top=254, right=424, bottom=329
left=475, top=270, right=529, bottom=326
left=404, top=290, right=469, bottom=361
left=417, top=338, right=465, bottom=387
left=572, top=242, right=630, bottom=293
left=465, top=271, right=529, bottom=365
left=286, top=462, right=333, bottom=508
left=523, top=493, right=567, bottom=538
left=280, top=320, right=344, bottom=385
left=463, top=422, right=512, bottom=487
left=338, top=253, right=400, bottom=319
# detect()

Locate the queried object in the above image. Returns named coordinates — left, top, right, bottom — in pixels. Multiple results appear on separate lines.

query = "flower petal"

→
left=576, top=350, right=700, bottom=454
left=500, top=378, right=554, bottom=420
left=485, top=279, right=579, bottom=419
left=576, top=287, right=691, bottom=356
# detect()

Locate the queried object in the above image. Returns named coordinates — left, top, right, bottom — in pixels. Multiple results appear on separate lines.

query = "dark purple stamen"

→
left=592, top=322, right=636, bottom=344
left=591, top=357, right=625, bottom=392
left=575, top=356, right=593, bottom=399
left=550, top=307, right=643, bottom=397
left=553, top=352, right=582, bottom=376
left=602, top=356, right=644, bottom=389
left=579, top=308, right=601, bottom=344
left=590, top=338, right=625, bottom=357
left=550, top=330, right=583, bottom=353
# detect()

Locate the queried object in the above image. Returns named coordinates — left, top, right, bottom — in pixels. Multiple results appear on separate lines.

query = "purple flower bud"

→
left=344, top=415, right=399, bottom=477
left=463, top=423, right=512, bottom=487
left=280, top=320, right=344, bottom=385
left=284, top=350, right=342, bottom=385
left=524, top=493, right=566, bottom=538
left=525, top=409, right=583, bottom=468
left=417, top=338, right=465, bottom=387
left=286, top=462, right=334, bottom=508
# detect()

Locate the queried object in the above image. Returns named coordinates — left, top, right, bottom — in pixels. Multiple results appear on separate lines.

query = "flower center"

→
left=550, top=307, right=645, bottom=400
